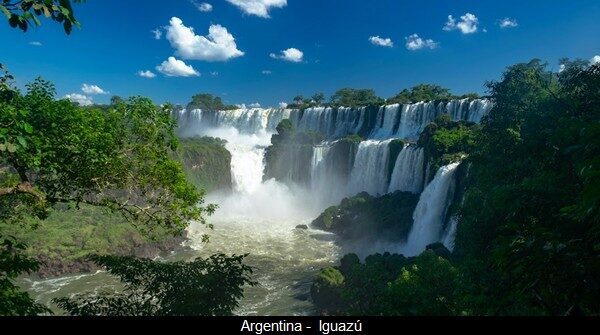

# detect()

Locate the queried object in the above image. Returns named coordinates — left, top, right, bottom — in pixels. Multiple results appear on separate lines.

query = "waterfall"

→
left=388, top=145, right=425, bottom=194
left=446, top=98, right=493, bottom=123
left=403, top=162, right=461, bottom=256
left=173, top=99, right=492, bottom=141
left=174, top=108, right=294, bottom=136
left=227, top=138, right=266, bottom=194
left=331, top=107, right=366, bottom=138
left=370, top=104, right=401, bottom=139
left=295, top=106, right=366, bottom=138
left=346, top=140, right=393, bottom=197
left=441, top=217, right=458, bottom=251
left=395, top=101, right=440, bottom=140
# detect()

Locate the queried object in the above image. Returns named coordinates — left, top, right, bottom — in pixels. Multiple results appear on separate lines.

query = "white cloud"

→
left=591, top=55, right=600, bottom=65
left=210, top=71, right=219, bottom=76
left=369, top=36, right=393, bottom=47
left=152, top=28, right=162, bottom=40
left=82, top=84, right=108, bottom=95
left=137, top=70, right=156, bottom=78
left=249, top=103, right=261, bottom=108
left=192, top=1, right=213, bottom=12
left=65, top=93, right=93, bottom=106
left=156, top=57, right=200, bottom=77
left=499, top=18, right=518, bottom=28
left=29, top=41, right=42, bottom=46
left=166, top=17, right=244, bottom=62
left=262, top=70, right=272, bottom=75
left=270, top=48, right=304, bottom=62
left=559, top=64, right=566, bottom=73
left=279, top=102, right=288, bottom=108
left=405, top=34, right=438, bottom=51
left=444, top=13, right=479, bottom=34
left=225, top=0, right=287, bottom=18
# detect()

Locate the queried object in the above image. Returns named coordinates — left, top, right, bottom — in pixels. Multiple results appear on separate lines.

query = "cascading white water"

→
left=184, top=126, right=340, bottom=315
left=175, top=99, right=491, bottom=142
left=403, top=162, right=460, bottom=256
left=370, top=104, right=401, bottom=139
left=346, top=140, right=393, bottom=197
left=388, top=145, right=425, bottom=194
left=395, top=101, right=440, bottom=140
left=446, top=99, right=493, bottom=123
left=441, top=217, right=458, bottom=251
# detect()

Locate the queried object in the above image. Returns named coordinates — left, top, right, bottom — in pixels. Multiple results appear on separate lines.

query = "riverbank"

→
left=2, top=205, right=191, bottom=279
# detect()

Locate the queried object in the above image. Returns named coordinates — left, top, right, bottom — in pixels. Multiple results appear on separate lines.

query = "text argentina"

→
left=240, top=320, right=303, bottom=334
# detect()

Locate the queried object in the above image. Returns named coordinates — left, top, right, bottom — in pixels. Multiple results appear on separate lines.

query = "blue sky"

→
left=1, top=0, right=599, bottom=107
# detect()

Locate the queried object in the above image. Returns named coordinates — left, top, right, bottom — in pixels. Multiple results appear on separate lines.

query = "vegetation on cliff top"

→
left=175, top=137, right=232, bottom=193
left=418, top=114, right=478, bottom=181
left=312, top=191, right=419, bottom=242
left=312, top=59, right=600, bottom=316
left=186, top=93, right=237, bottom=112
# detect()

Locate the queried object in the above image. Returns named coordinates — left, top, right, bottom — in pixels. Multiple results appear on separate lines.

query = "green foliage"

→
left=187, top=93, right=237, bottom=111
left=330, top=88, right=384, bottom=107
left=175, top=137, right=232, bottom=193
left=312, top=92, right=326, bottom=105
left=388, top=84, right=453, bottom=104
left=386, top=251, right=459, bottom=315
left=455, top=60, right=600, bottom=315
left=312, top=59, right=600, bottom=316
left=418, top=115, right=478, bottom=179
left=0, top=236, right=50, bottom=315
left=53, top=254, right=256, bottom=316
left=312, top=191, right=420, bottom=241
left=0, top=0, right=83, bottom=34
left=340, top=134, right=363, bottom=144
left=0, top=205, right=179, bottom=274
left=1, top=77, right=214, bottom=235
left=0, top=72, right=222, bottom=315
left=387, top=84, right=481, bottom=104
left=311, top=248, right=456, bottom=315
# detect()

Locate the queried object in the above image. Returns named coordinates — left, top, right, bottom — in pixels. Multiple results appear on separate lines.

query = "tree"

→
left=312, top=92, right=325, bottom=105
left=53, top=254, right=256, bottom=316
left=330, top=88, right=384, bottom=107
left=1, top=0, right=83, bottom=34
left=388, top=84, right=453, bottom=104
left=187, top=93, right=236, bottom=111
left=0, top=72, right=218, bottom=315
left=293, top=95, right=304, bottom=104
left=110, top=95, right=124, bottom=106
left=0, top=236, right=50, bottom=315
left=456, top=60, right=600, bottom=315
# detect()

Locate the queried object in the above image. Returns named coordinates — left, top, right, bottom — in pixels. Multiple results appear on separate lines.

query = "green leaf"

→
left=32, top=15, right=41, bottom=26
left=0, top=5, right=11, bottom=19
left=7, top=142, right=17, bottom=153
left=23, top=123, right=34, bottom=134
left=17, top=136, right=27, bottom=148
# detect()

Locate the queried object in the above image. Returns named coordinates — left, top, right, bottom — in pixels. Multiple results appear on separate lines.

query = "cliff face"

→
left=176, top=137, right=232, bottom=193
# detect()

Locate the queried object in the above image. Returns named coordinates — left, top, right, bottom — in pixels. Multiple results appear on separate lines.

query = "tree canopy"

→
left=0, top=70, right=226, bottom=315
left=54, top=254, right=256, bottom=316
left=187, top=93, right=237, bottom=112
left=1, top=0, right=82, bottom=34
left=330, top=88, right=385, bottom=107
